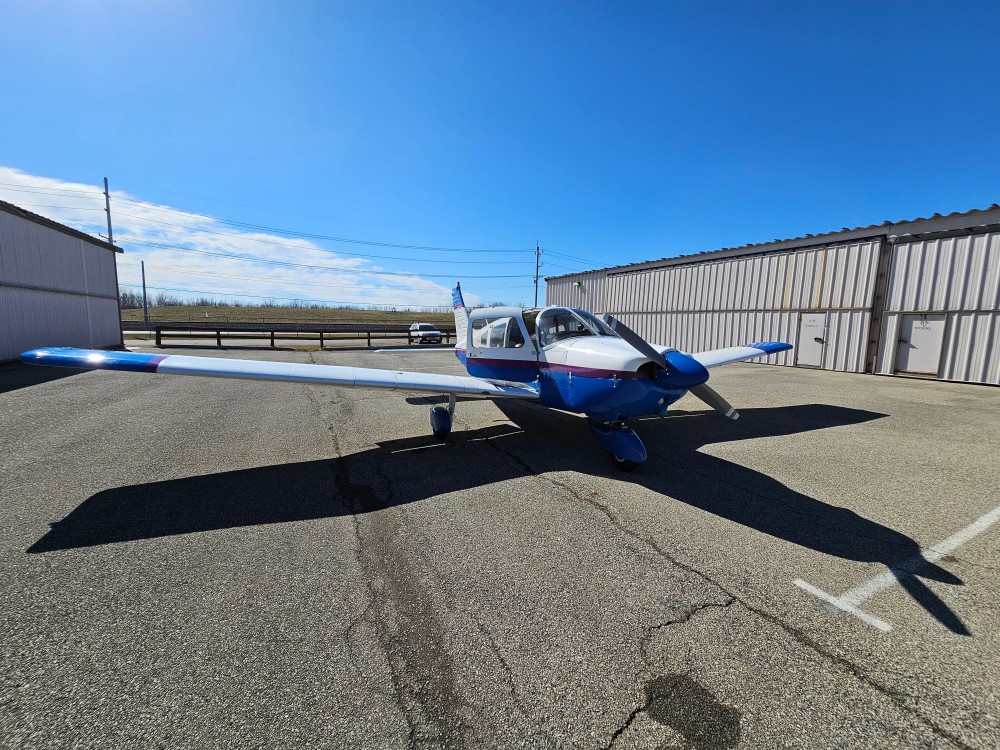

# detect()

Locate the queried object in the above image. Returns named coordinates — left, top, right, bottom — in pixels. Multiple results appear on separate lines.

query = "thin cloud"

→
left=0, top=166, right=479, bottom=309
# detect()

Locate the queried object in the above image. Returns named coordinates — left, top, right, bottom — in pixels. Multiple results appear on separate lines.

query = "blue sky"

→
left=1, top=1, right=998, bottom=308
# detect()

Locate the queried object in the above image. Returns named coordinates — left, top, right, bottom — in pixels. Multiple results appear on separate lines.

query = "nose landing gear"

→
left=588, top=420, right=647, bottom=471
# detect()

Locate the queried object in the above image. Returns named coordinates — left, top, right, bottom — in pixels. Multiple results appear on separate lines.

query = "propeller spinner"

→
left=602, top=314, right=740, bottom=420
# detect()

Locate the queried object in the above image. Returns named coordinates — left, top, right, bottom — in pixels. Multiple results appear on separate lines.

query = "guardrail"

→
left=125, top=322, right=456, bottom=348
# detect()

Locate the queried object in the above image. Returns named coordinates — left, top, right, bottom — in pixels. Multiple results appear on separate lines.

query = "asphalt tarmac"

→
left=1, top=346, right=998, bottom=749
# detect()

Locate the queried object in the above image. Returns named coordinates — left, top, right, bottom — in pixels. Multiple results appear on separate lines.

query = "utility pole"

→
left=103, top=177, right=114, bottom=246
left=104, top=176, right=126, bottom=346
left=533, top=242, right=542, bottom=307
left=141, top=260, right=149, bottom=325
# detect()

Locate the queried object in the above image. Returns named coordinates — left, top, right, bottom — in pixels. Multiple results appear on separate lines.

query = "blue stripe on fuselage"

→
left=537, top=370, right=683, bottom=421
left=456, top=351, right=683, bottom=420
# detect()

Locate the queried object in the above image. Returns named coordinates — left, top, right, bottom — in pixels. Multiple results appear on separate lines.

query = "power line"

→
left=546, top=250, right=596, bottom=266
left=1, top=182, right=570, bottom=274
left=117, top=260, right=454, bottom=292
left=0, top=180, right=563, bottom=281
left=112, top=195, right=533, bottom=255
left=0, top=180, right=588, bottom=267
left=118, top=180, right=531, bottom=251
left=543, top=264, right=582, bottom=273
left=0, top=183, right=103, bottom=197
left=118, top=237, right=532, bottom=279
left=114, top=212, right=531, bottom=264
left=0, top=203, right=105, bottom=212
left=0, top=196, right=538, bottom=268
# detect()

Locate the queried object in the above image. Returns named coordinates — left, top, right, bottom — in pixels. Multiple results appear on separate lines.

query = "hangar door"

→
left=894, top=314, right=946, bottom=376
left=795, top=312, right=827, bottom=368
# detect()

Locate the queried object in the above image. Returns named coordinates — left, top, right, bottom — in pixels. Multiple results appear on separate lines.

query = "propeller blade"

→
left=689, top=383, right=740, bottom=420
left=602, top=314, right=668, bottom=369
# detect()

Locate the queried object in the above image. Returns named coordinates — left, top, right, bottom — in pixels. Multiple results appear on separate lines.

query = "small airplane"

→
left=21, top=282, right=791, bottom=470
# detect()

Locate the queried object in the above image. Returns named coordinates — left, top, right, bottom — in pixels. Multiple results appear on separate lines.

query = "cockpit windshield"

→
left=573, top=309, right=618, bottom=336
left=537, top=307, right=619, bottom=348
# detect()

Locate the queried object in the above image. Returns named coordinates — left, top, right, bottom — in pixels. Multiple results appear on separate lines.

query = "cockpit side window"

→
left=537, top=308, right=594, bottom=348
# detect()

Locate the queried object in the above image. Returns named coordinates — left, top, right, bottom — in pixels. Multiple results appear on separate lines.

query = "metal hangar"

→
left=545, top=206, right=1000, bottom=385
left=0, top=199, right=123, bottom=363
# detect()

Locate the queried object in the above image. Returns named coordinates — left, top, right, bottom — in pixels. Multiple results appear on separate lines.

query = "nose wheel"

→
left=588, top=419, right=647, bottom=471
left=609, top=453, right=639, bottom=472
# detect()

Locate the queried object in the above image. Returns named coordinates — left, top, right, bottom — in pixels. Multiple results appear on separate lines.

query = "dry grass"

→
left=120, top=306, right=455, bottom=326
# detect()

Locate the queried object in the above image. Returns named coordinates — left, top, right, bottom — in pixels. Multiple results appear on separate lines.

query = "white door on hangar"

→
left=796, top=312, right=827, bottom=368
left=895, top=314, right=946, bottom=375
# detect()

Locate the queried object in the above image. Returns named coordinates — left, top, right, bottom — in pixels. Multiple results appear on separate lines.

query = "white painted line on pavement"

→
left=793, top=579, right=893, bottom=632
left=795, top=503, right=1000, bottom=633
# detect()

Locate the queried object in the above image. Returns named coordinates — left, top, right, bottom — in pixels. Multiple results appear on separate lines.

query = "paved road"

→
left=1, top=347, right=997, bottom=749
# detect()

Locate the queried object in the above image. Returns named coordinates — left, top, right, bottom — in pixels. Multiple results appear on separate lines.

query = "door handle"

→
left=898, top=339, right=908, bottom=344
left=813, top=337, right=825, bottom=344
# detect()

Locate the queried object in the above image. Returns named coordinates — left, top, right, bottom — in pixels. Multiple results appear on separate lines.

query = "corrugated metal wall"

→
left=545, top=269, right=610, bottom=311
left=547, top=240, right=881, bottom=372
left=613, top=310, right=798, bottom=366
left=876, top=232, right=1000, bottom=384
left=0, top=210, right=121, bottom=362
left=603, top=241, right=879, bottom=314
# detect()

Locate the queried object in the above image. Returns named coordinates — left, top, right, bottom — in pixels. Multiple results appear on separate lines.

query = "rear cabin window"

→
left=471, top=316, right=526, bottom=348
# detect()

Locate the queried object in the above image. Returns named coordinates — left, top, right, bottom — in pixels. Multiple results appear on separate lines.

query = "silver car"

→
left=409, top=322, right=443, bottom=345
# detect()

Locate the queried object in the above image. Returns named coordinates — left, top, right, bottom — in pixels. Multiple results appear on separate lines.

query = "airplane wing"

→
left=20, top=348, right=539, bottom=400
left=689, top=341, right=792, bottom=369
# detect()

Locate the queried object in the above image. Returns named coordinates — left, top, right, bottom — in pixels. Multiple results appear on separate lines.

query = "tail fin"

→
left=452, top=282, right=469, bottom=350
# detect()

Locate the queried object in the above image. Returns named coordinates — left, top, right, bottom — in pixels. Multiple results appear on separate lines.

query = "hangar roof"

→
left=0, top=198, right=121, bottom=253
left=545, top=204, right=1000, bottom=280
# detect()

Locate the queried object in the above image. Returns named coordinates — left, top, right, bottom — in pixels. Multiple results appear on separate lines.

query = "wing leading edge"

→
left=20, top=348, right=538, bottom=400
left=689, top=341, right=792, bottom=369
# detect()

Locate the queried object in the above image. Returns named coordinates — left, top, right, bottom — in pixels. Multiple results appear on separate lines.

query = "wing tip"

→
left=20, top=347, right=167, bottom=373
left=748, top=341, right=793, bottom=354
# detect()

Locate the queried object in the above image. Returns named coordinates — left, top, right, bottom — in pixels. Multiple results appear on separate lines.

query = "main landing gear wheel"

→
left=429, top=394, right=457, bottom=441
left=609, top=453, right=639, bottom=472
left=429, top=405, right=452, bottom=440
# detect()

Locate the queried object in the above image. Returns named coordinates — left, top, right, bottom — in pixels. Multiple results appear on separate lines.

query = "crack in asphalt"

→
left=323, top=406, right=471, bottom=750
left=484, top=435, right=975, bottom=750
left=639, top=598, right=737, bottom=662
left=406, top=532, right=538, bottom=728
left=602, top=698, right=649, bottom=750
left=323, top=424, right=420, bottom=745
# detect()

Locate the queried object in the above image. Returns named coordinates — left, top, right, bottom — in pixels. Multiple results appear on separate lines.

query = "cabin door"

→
left=466, top=314, right=538, bottom=382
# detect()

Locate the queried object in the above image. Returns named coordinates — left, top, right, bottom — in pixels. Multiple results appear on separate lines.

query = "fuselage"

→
left=455, top=305, right=686, bottom=422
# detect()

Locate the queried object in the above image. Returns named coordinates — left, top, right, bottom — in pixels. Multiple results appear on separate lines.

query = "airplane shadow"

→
left=0, top=362, right=86, bottom=395
left=27, top=401, right=969, bottom=635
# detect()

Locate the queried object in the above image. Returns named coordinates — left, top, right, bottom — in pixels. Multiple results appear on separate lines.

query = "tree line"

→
left=117, top=287, right=456, bottom=313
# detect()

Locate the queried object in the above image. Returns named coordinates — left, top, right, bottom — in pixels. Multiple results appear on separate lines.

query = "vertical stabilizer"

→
left=452, top=282, right=469, bottom=351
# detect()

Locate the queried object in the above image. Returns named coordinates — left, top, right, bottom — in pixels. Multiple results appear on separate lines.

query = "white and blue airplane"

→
left=21, top=282, right=791, bottom=470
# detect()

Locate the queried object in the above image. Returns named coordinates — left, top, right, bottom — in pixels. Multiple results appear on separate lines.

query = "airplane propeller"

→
left=602, top=314, right=740, bottom=420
